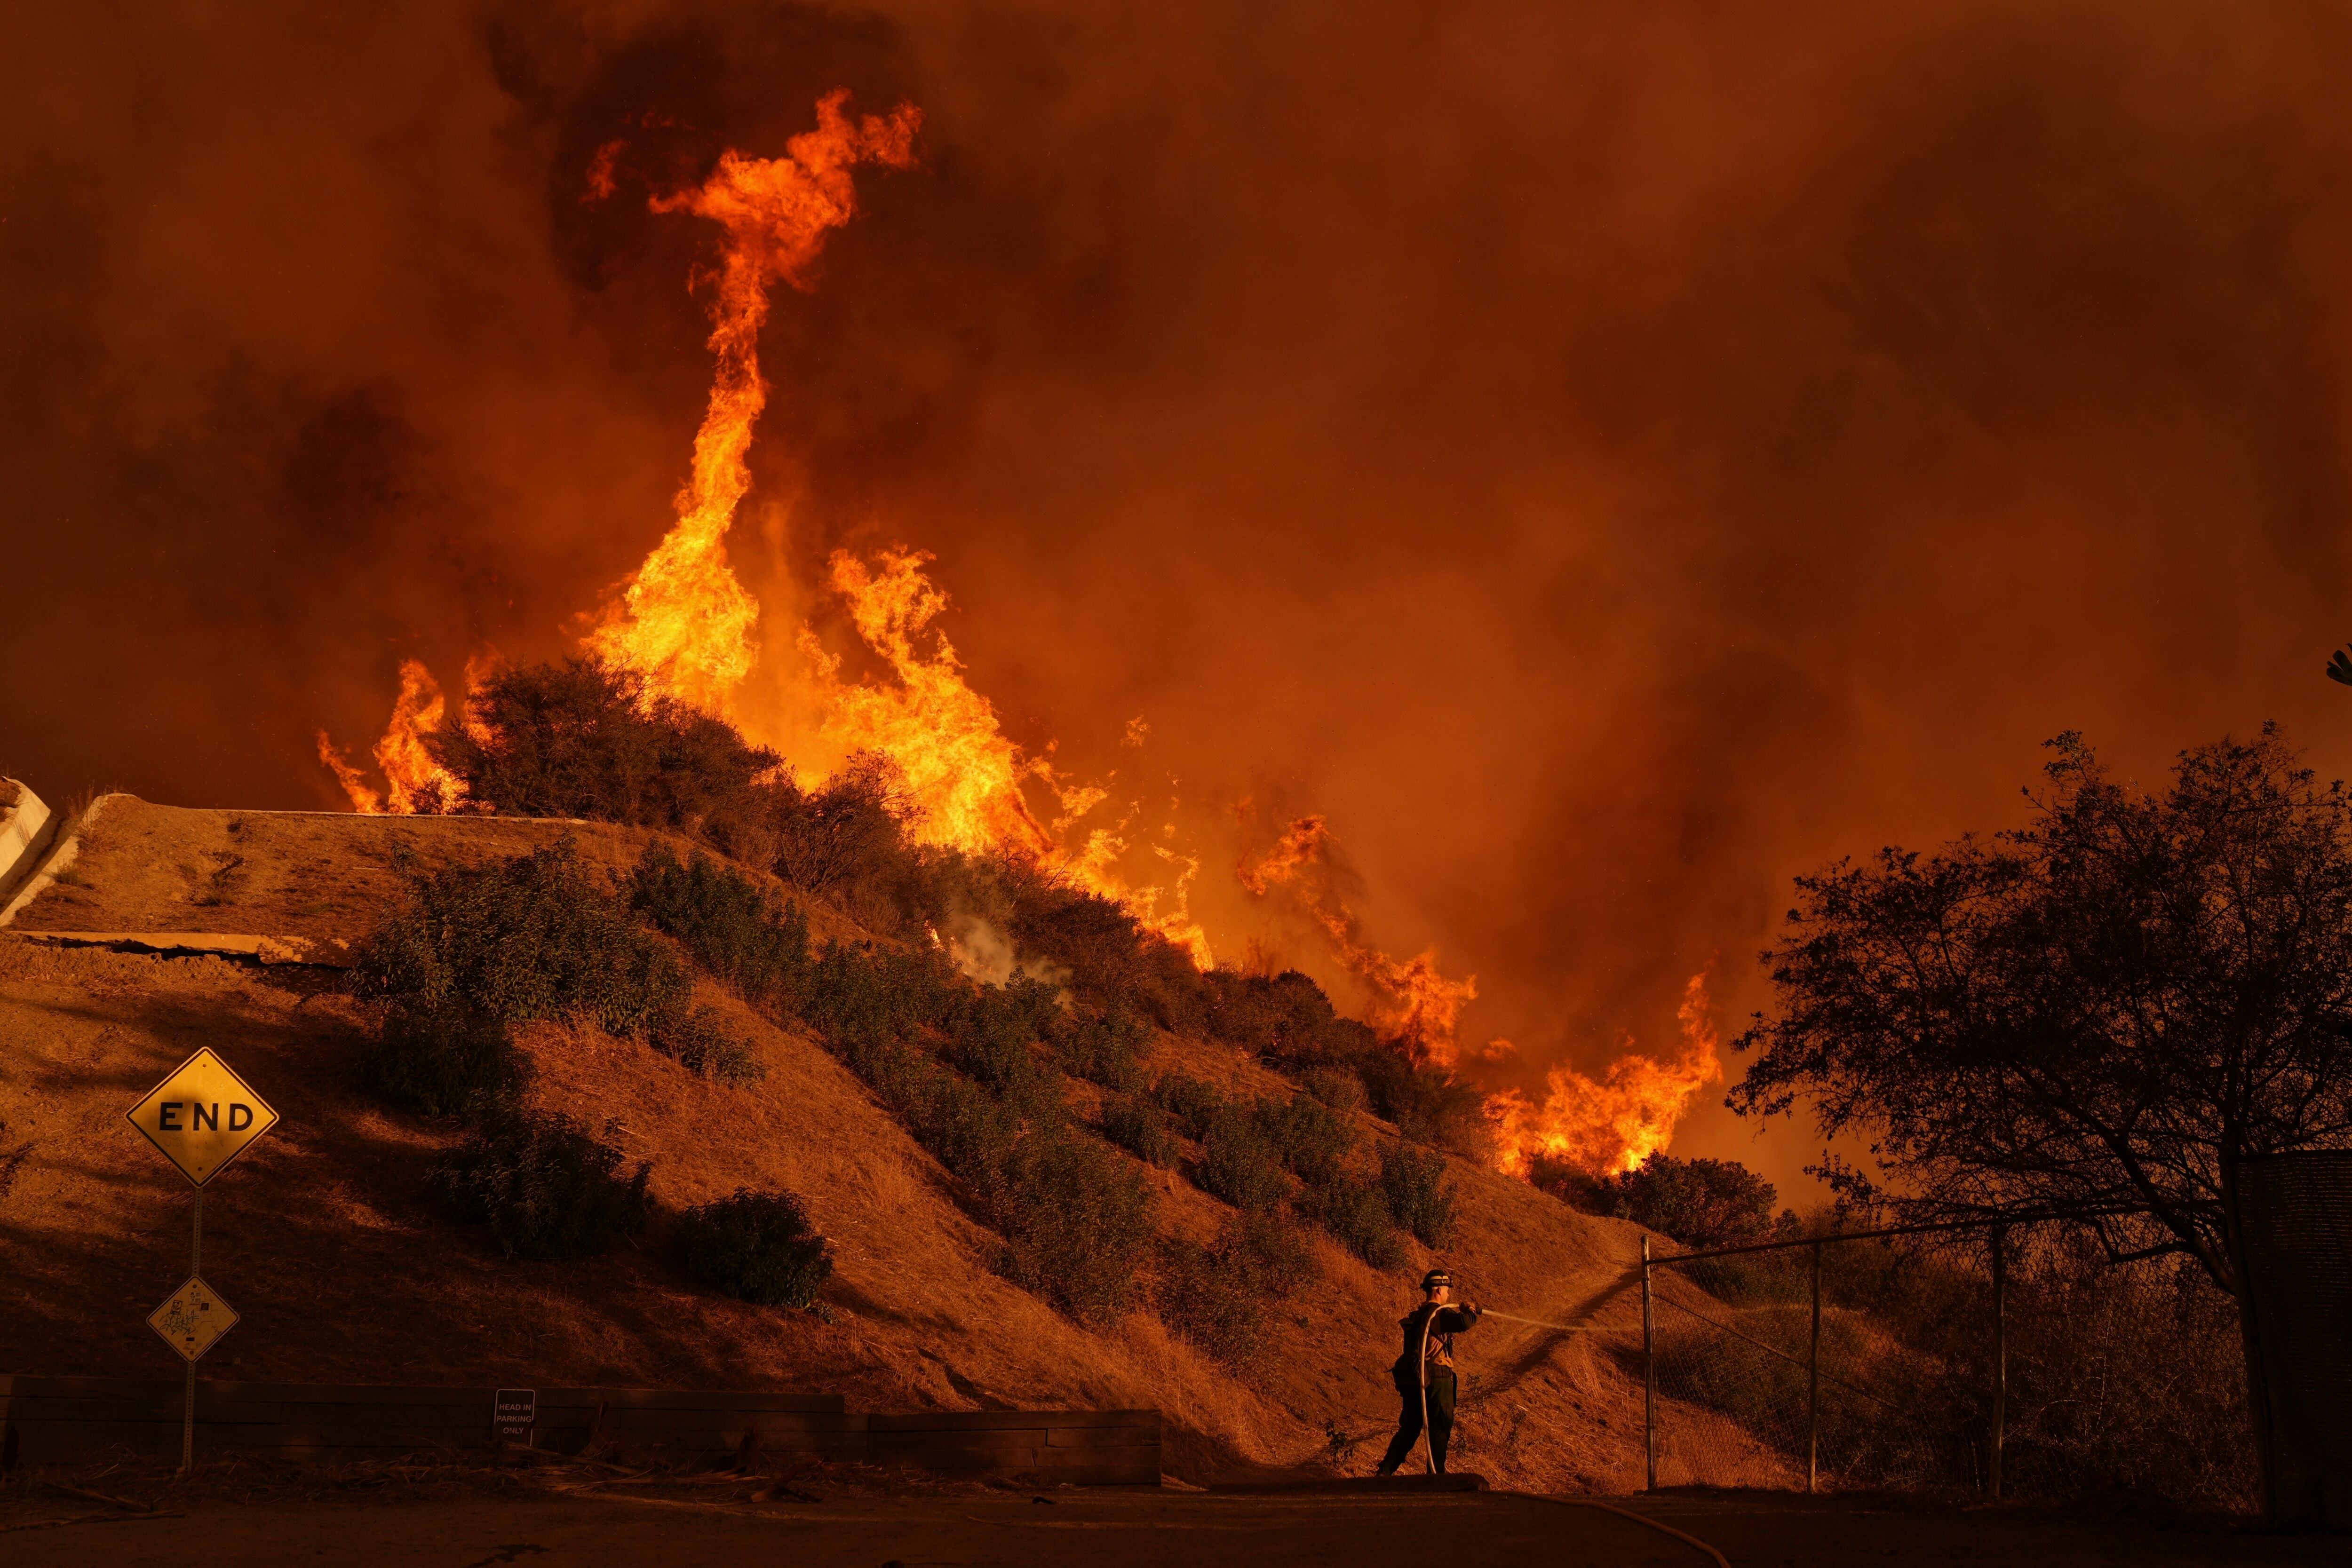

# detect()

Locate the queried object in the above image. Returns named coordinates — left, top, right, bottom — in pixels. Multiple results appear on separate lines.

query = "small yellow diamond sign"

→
left=149, top=1276, right=238, bottom=1363
left=126, top=1048, right=278, bottom=1186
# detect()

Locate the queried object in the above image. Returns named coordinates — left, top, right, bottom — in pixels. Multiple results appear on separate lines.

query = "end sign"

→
left=126, top=1048, right=279, bottom=1186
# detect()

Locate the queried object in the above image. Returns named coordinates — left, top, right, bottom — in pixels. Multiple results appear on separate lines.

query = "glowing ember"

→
left=1484, top=970, right=1726, bottom=1179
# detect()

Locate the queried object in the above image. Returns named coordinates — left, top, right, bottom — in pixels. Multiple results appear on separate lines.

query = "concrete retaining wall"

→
left=0, top=1375, right=1161, bottom=1484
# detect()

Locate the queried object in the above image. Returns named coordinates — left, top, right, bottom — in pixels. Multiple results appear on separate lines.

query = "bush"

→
left=1353, top=1043, right=1488, bottom=1156
left=652, top=1004, right=763, bottom=1084
left=1051, top=1006, right=1149, bottom=1092
left=676, top=1187, right=834, bottom=1308
left=997, top=1131, right=1154, bottom=1323
left=628, top=843, right=811, bottom=1015
left=354, top=840, right=689, bottom=1038
left=1378, top=1142, right=1459, bottom=1248
left=1152, top=1071, right=1223, bottom=1140
left=424, top=657, right=781, bottom=829
left=1607, top=1154, right=1781, bottom=1250
left=1100, top=1093, right=1179, bottom=1168
left=1203, top=968, right=1375, bottom=1069
left=936, top=976, right=1064, bottom=1114
left=360, top=1001, right=530, bottom=1119
left=1301, top=1066, right=1367, bottom=1116
left=1260, top=1093, right=1356, bottom=1187
left=1155, top=1213, right=1318, bottom=1366
left=1195, top=1103, right=1289, bottom=1212
left=1309, top=1172, right=1407, bottom=1270
left=431, top=1111, right=650, bottom=1259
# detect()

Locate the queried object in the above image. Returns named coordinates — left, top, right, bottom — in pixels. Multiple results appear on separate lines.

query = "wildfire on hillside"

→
left=316, top=89, right=1717, bottom=1179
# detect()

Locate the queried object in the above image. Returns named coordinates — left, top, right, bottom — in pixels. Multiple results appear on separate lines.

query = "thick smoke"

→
left=7, top=1, right=2352, bottom=1189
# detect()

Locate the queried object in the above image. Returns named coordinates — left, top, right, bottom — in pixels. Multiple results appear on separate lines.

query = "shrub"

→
left=1606, top=1154, right=1780, bottom=1251
left=676, top=1187, right=834, bottom=1309
left=1151, top=1071, right=1223, bottom=1140
left=1050, top=1006, right=1149, bottom=1093
left=1301, top=1066, right=1367, bottom=1116
left=1259, top=1093, right=1356, bottom=1187
left=360, top=1001, right=530, bottom=1119
left=1195, top=1103, right=1289, bottom=1212
left=354, top=840, right=689, bottom=1038
left=1378, top=1142, right=1459, bottom=1248
left=906, top=1065, right=1023, bottom=1200
left=424, top=657, right=780, bottom=828
left=1309, top=1172, right=1407, bottom=1270
left=937, top=976, right=1064, bottom=1113
left=431, top=1111, right=650, bottom=1259
left=997, top=1131, right=1154, bottom=1323
left=1099, top=1093, right=1179, bottom=1168
left=1353, top=1043, right=1488, bottom=1157
left=1155, top=1214, right=1318, bottom=1366
left=628, top=843, right=811, bottom=1015
left=652, top=1004, right=763, bottom=1084
left=1202, top=968, right=1374, bottom=1069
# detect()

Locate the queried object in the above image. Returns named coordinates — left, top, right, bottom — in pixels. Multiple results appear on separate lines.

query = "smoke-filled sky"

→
left=8, top=1, right=2352, bottom=1191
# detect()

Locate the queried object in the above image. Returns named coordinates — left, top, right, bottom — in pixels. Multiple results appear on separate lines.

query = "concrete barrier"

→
left=0, top=780, right=57, bottom=917
left=0, top=1375, right=1161, bottom=1484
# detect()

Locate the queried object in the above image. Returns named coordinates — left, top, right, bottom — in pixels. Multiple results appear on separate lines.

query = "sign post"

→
left=126, top=1048, right=277, bottom=1473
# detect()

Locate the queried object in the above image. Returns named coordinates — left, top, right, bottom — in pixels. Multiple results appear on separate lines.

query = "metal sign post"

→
left=126, top=1048, right=277, bottom=1473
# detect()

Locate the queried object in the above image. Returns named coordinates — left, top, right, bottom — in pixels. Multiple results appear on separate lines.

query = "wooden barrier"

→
left=0, top=1375, right=1159, bottom=1485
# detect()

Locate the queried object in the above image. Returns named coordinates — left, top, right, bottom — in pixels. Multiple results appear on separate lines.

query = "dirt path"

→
left=3, top=1489, right=2336, bottom=1568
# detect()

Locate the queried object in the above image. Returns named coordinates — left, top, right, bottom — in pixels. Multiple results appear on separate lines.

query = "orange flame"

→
left=319, top=658, right=465, bottom=815
left=588, top=90, right=922, bottom=711
left=1240, top=815, right=1478, bottom=1063
left=1484, top=969, right=1726, bottom=1179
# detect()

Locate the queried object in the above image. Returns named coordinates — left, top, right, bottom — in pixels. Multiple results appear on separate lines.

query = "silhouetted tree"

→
left=1733, top=726, right=2352, bottom=1510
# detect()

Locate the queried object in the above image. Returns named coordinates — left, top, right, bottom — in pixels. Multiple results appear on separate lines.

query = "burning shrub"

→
left=426, top=657, right=780, bottom=830
left=996, top=1130, right=1154, bottom=1324
left=1154, top=1213, right=1318, bottom=1367
left=1151, top=1071, right=1223, bottom=1140
left=1307, top=1171, right=1407, bottom=1271
left=361, top=1001, right=531, bottom=1120
left=1195, top=1103, right=1289, bottom=1212
left=1098, top=1092, right=1179, bottom=1168
left=431, top=1110, right=650, bottom=1259
left=676, top=1186, right=834, bottom=1310
left=1378, top=1142, right=1459, bottom=1248
left=628, top=843, right=813, bottom=1016
left=1049, top=1005, right=1149, bottom=1092
left=652, top=1004, right=763, bottom=1085
left=1259, top=1092, right=1356, bottom=1187
left=354, top=840, right=689, bottom=1039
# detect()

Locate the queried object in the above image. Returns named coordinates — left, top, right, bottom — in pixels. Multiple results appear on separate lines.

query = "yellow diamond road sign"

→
left=126, top=1047, right=278, bottom=1186
left=149, top=1276, right=238, bottom=1363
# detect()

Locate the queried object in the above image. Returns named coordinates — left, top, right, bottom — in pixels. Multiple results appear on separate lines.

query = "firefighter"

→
left=1374, top=1268, right=1483, bottom=1476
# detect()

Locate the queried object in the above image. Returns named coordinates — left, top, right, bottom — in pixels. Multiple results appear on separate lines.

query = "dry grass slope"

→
left=0, top=797, right=1783, bottom=1489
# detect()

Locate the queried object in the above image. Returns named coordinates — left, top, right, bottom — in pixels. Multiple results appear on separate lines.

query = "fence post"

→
left=1990, top=1224, right=2006, bottom=1501
left=1641, top=1235, right=1656, bottom=1492
left=1807, top=1237, right=1822, bottom=1495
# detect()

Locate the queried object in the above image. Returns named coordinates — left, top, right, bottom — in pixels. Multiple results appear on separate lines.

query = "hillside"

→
left=0, top=793, right=1775, bottom=1489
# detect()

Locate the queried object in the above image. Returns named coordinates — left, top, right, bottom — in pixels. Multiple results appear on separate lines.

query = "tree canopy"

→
left=1732, top=727, right=2352, bottom=1297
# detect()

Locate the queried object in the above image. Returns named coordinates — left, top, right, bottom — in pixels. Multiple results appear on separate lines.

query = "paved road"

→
left=5, top=1488, right=2337, bottom=1567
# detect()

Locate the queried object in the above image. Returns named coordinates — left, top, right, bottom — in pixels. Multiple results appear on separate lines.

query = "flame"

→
left=1484, top=969, right=1726, bottom=1179
left=1240, top=815, right=1478, bottom=1062
left=587, top=90, right=922, bottom=710
left=318, top=658, right=464, bottom=814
